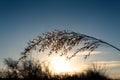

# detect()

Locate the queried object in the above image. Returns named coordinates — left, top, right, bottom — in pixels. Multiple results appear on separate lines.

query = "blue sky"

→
left=0, top=0, right=120, bottom=78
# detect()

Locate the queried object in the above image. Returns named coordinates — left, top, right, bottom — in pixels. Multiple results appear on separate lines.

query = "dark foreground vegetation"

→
left=0, top=68, right=113, bottom=80
left=0, top=69, right=112, bottom=80
left=0, top=59, right=112, bottom=80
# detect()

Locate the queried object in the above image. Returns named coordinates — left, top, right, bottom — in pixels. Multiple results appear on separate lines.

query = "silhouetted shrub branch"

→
left=18, top=30, right=120, bottom=63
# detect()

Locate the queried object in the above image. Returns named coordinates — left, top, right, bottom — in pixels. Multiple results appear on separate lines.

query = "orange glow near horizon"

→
left=50, top=56, right=73, bottom=74
left=49, top=55, right=88, bottom=75
left=48, top=51, right=104, bottom=76
left=49, top=51, right=101, bottom=75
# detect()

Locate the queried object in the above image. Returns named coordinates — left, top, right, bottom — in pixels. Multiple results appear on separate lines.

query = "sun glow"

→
left=50, top=56, right=74, bottom=74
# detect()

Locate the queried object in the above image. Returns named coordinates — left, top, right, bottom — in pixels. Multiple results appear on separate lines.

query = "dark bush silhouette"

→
left=3, top=58, right=111, bottom=80
left=4, top=58, right=51, bottom=79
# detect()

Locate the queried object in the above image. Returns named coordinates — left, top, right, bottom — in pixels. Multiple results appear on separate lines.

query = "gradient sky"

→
left=0, top=0, right=120, bottom=78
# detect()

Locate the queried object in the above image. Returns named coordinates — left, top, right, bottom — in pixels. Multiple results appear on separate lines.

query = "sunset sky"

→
left=0, top=0, right=120, bottom=78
